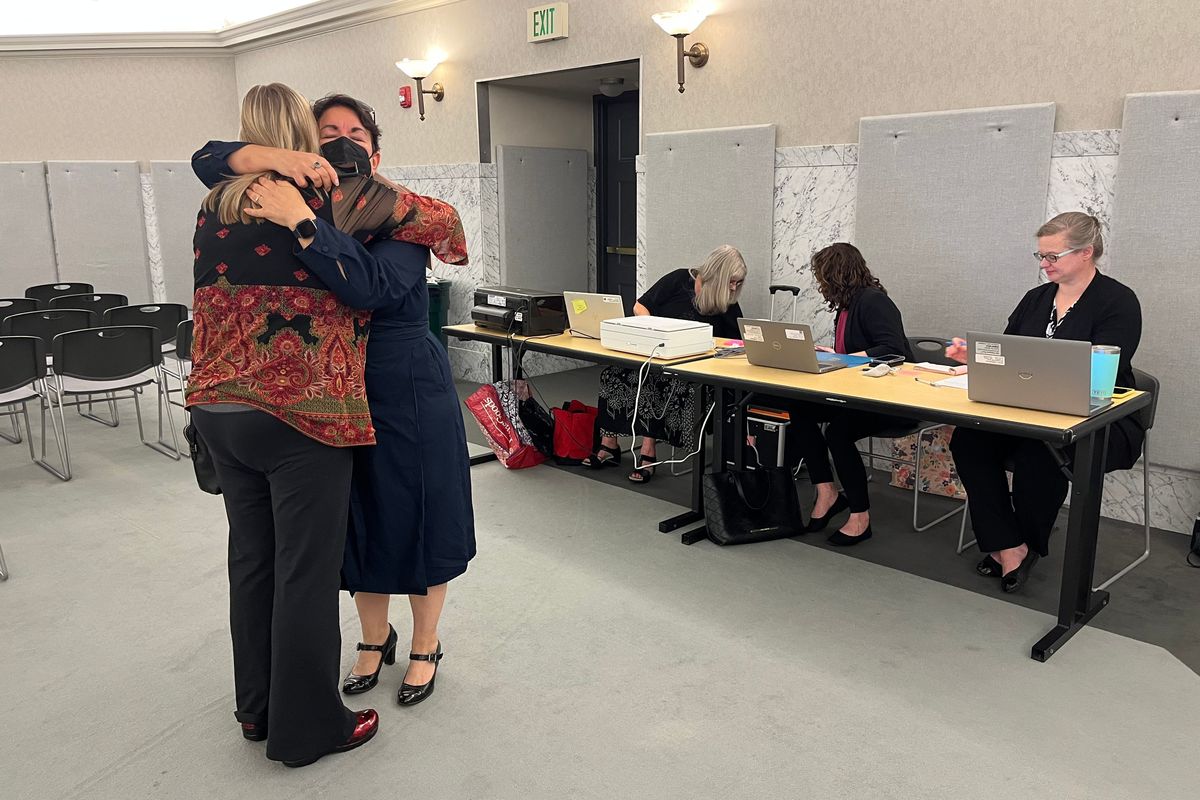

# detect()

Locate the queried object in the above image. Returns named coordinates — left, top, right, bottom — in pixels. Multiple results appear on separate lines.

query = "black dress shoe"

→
left=282, top=709, right=379, bottom=768
left=805, top=493, right=850, bottom=533
left=398, top=642, right=443, bottom=707
left=343, top=624, right=398, bottom=695
left=1001, top=551, right=1041, bottom=594
left=976, top=555, right=1003, bottom=577
left=241, top=722, right=267, bottom=742
left=827, top=525, right=872, bottom=547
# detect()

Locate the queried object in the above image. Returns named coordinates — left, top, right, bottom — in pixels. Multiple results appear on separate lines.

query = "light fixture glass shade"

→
left=599, top=78, right=626, bottom=98
left=651, top=10, right=706, bottom=36
left=396, top=58, right=440, bottom=79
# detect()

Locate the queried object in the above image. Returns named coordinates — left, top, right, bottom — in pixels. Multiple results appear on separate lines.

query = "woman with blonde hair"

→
left=946, top=212, right=1143, bottom=593
left=187, top=83, right=379, bottom=767
left=583, top=245, right=747, bottom=484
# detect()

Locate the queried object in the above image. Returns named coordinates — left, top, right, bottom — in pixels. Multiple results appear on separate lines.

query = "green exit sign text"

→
left=528, top=2, right=568, bottom=42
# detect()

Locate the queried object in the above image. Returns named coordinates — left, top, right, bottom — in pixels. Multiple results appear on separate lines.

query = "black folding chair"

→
left=50, top=293, right=130, bottom=318
left=166, top=319, right=194, bottom=411
left=0, top=298, right=39, bottom=330
left=46, top=326, right=183, bottom=478
left=105, top=304, right=192, bottom=411
left=25, top=282, right=94, bottom=309
left=0, top=335, right=68, bottom=484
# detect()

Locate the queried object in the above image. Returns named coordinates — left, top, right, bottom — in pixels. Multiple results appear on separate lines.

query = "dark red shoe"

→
left=282, top=709, right=378, bottom=768
left=241, top=722, right=267, bottom=741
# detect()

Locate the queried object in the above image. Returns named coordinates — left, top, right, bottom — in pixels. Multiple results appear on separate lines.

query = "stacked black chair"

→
left=25, top=282, right=94, bottom=309
left=0, top=298, right=39, bottom=330
left=0, top=335, right=68, bottom=483
left=166, top=319, right=194, bottom=410
left=50, top=293, right=130, bottom=319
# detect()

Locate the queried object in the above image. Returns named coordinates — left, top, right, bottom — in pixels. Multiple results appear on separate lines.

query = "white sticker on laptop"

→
left=975, top=353, right=1005, bottom=366
left=487, top=294, right=506, bottom=307
left=601, top=296, right=621, bottom=303
left=743, top=325, right=764, bottom=342
left=975, top=340, right=1002, bottom=356
left=785, top=328, right=806, bottom=340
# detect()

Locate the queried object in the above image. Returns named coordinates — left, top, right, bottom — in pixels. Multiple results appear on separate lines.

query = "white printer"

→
left=599, top=316, right=713, bottom=359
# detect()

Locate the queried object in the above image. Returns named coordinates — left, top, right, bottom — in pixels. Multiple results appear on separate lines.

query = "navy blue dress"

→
left=295, top=232, right=476, bottom=595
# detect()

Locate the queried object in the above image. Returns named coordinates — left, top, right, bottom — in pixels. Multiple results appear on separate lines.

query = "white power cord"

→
left=629, top=343, right=715, bottom=472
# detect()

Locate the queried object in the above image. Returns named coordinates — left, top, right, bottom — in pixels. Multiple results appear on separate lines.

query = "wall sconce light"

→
left=652, top=10, right=709, bottom=93
left=396, top=56, right=445, bottom=121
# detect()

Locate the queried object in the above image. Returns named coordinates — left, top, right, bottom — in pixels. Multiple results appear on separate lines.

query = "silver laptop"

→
left=738, top=319, right=871, bottom=374
left=966, top=332, right=1112, bottom=416
left=564, top=291, right=625, bottom=338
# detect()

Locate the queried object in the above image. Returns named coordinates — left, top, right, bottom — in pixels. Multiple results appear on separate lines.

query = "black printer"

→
left=471, top=286, right=567, bottom=335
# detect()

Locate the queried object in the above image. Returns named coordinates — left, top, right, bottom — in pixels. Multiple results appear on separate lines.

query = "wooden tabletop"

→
left=443, top=324, right=719, bottom=367
left=666, top=355, right=1146, bottom=440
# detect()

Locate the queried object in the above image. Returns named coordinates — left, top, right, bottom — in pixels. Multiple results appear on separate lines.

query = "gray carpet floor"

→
left=1, top=390, right=1198, bottom=799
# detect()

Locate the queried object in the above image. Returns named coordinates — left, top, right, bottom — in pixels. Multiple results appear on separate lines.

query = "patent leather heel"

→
left=342, top=624, right=398, bottom=695
left=397, top=642, right=443, bottom=707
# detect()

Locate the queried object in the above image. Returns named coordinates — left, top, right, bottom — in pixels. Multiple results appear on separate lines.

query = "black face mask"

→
left=320, top=137, right=372, bottom=178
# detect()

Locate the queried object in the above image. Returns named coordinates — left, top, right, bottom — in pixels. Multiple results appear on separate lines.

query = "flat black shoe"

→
left=343, top=624, right=398, bottom=695
left=805, top=493, right=850, bottom=533
left=241, top=722, right=267, bottom=741
left=1001, top=551, right=1041, bottom=594
left=583, top=446, right=621, bottom=469
left=282, top=709, right=378, bottom=768
left=398, top=642, right=443, bottom=707
left=827, top=525, right=872, bottom=547
left=976, top=555, right=1003, bottom=577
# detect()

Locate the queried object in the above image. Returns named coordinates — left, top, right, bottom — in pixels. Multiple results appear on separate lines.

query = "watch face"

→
left=294, top=219, right=317, bottom=239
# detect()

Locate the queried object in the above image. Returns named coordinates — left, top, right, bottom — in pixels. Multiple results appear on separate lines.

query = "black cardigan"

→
left=1002, top=272, right=1144, bottom=469
left=836, top=287, right=914, bottom=361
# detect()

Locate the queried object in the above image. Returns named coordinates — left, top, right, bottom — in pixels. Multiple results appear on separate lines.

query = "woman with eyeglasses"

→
left=582, top=245, right=747, bottom=484
left=769, top=243, right=915, bottom=545
left=945, top=212, right=1143, bottom=593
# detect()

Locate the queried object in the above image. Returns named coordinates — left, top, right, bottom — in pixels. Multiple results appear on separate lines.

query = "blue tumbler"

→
left=1091, top=345, right=1120, bottom=402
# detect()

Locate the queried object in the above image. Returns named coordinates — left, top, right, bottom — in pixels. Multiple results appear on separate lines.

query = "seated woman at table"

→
left=946, top=211, right=1143, bottom=593
left=581, top=245, right=747, bottom=484
left=771, top=243, right=914, bottom=546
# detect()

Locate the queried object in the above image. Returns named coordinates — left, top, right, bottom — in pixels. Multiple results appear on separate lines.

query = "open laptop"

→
left=564, top=291, right=625, bottom=338
left=966, top=332, right=1112, bottom=416
left=738, top=319, right=871, bottom=374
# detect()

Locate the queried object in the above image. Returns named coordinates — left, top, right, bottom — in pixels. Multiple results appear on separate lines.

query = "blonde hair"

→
left=692, top=245, right=748, bottom=315
left=204, top=83, right=320, bottom=225
left=1037, top=211, right=1104, bottom=263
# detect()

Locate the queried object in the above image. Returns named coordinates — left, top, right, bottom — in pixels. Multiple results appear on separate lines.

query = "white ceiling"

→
left=2, top=0, right=322, bottom=35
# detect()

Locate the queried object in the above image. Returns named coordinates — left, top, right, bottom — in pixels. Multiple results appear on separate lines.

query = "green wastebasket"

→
left=427, top=278, right=450, bottom=348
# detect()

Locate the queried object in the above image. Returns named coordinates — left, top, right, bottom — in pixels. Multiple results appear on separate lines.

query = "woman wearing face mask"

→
left=192, top=94, right=473, bottom=709
left=946, top=212, right=1143, bottom=593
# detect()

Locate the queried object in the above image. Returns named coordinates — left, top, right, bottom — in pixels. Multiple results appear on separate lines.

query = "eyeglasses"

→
left=1033, top=248, right=1080, bottom=264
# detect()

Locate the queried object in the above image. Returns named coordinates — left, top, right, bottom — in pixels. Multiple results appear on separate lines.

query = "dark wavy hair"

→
left=312, top=93, right=383, bottom=153
left=810, top=243, right=885, bottom=312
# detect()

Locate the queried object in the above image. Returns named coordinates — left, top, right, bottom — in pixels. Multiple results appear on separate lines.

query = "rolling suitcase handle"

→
left=768, top=284, right=801, bottom=322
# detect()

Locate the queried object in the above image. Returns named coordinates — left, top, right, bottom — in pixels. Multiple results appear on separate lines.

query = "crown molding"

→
left=0, top=0, right=463, bottom=56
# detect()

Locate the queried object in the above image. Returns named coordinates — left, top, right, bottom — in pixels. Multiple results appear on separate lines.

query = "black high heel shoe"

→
left=805, top=493, right=849, bottom=533
left=827, top=525, right=872, bottom=547
left=342, top=624, right=398, bottom=695
left=976, top=555, right=1003, bottom=577
left=397, top=642, right=443, bottom=707
left=1001, top=551, right=1041, bottom=594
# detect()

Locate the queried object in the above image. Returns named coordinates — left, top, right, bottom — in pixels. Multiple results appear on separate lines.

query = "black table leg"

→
left=468, top=343, right=506, bottom=468
left=1031, top=427, right=1110, bottom=662
left=659, top=384, right=716, bottom=533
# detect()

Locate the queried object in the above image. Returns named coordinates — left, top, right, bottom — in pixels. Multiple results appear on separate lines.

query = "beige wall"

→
left=232, top=0, right=1200, bottom=165
left=486, top=84, right=594, bottom=160
left=0, top=55, right=238, bottom=161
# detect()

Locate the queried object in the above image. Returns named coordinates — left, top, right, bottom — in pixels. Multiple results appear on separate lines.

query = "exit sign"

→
left=528, top=2, right=568, bottom=42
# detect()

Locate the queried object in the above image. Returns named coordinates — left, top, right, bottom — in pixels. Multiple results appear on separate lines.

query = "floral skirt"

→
left=597, top=366, right=702, bottom=450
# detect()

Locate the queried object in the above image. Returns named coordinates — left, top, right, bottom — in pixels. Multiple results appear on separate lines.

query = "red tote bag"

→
left=551, top=400, right=598, bottom=463
left=465, top=383, right=546, bottom=469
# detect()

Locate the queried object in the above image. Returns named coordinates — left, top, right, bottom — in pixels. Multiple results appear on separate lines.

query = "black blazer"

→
left=1003, top=271, right=1144, bottom=469
left=837, top=287, right=913, bottom=361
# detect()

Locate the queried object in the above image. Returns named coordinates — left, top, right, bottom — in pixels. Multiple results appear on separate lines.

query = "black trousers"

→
left=949, top=428, right=1070, bottom=556
left=191, top=408, right=357, bottom=763
left=777, top=400, right=912, bottom=513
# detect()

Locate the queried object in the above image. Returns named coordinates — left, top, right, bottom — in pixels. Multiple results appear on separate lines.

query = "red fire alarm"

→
left=398, top=85, right=413, bottom=108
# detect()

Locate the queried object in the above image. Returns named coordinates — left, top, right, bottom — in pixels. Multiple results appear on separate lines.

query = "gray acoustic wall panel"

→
left=0, top=163, right=57, bottom=295
left=150, top=162, right=208, bottom=306
left=645, top=124, right=775, bottom=320
left=497, top=145, right=589, bottom=292
left=1108, top=91, right=1200, bottom=470
left=46, top=161, right=151, bottom=303
left=856, top=104, right=1055, bottom=339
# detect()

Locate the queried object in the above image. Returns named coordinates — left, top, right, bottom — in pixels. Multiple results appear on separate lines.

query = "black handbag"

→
left=701, top=467, right=803, bottom=545
left=183, top=422, right=221, bottom=495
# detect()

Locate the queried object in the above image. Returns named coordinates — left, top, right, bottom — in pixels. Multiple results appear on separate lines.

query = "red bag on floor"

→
left=465, top=382, right=546, bottom=469
left=551, top=400, right=598, bottom=463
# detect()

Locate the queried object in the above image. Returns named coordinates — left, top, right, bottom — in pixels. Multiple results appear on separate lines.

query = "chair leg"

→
left=0, top=412, right=21, bottom=444
left=0, top=540, right=8, bottom=581
left=78, top=392, right=120, bottom=427
left=956, top=498, right=977, bottom=554
left=669, top=444, right=694, bottom=477
left=136, top=372, right=183, bottom=460
left=34, top=384, right=71, bottom=481
left=1093, top=434, right=1152, bottom=592
left=911, top=426, right=968, bottom=532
